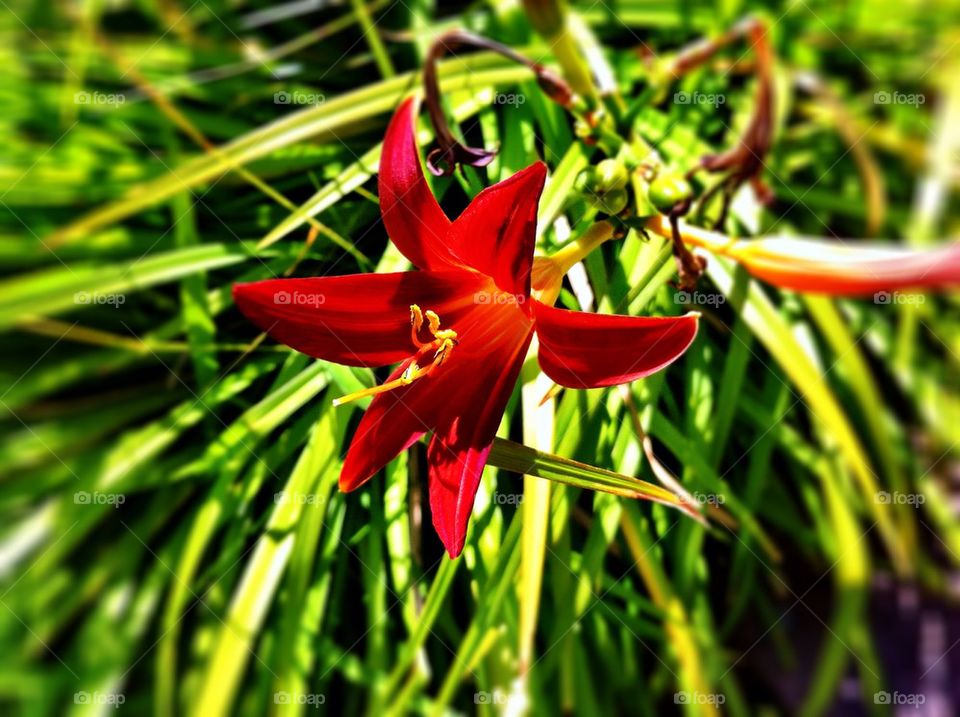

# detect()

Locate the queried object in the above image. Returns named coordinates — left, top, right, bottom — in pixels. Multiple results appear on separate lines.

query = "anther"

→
left=334, top=305, right=458, bottom=407
left=410, top=304, right=426, bottom=347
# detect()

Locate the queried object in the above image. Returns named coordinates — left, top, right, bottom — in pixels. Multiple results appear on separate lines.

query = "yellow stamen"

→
left=332, top=373, right=414, bottom=407
left=334, top=304, right=458, bottom=407
left=410, top=304, right=426, bottom=347
left=425, top=309, right=441, bottom=336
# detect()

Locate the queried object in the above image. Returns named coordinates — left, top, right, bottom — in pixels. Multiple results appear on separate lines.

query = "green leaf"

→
left=488, top=438, right=701, bottom=520
left=0, top=245, right=247, bottom=329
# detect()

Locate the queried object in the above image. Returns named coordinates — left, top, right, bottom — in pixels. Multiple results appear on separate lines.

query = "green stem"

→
left=348, top=0, right=395, bottom=78
left=549, top=24, right=597, bottom=102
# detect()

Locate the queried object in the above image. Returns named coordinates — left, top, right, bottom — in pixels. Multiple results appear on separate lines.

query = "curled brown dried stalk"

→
left=680, top=17, right=776, bottom=228
left=423, top=30, right=574, bottom=175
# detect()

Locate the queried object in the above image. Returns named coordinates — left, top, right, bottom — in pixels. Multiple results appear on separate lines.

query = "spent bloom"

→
left=646, top=215, right=960, bottom=296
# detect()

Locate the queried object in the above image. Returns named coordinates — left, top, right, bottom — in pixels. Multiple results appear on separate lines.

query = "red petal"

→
left=427, top=325, right=533, bottom=557
left=380, top=98, right=458, bottom=270
left=233, top=270, right=486, bottom=367
left=532, top=300, right=699, bottom=388
left=446, top=162, right=546, bottom=295
left=339, top=357, right=447, bottom=492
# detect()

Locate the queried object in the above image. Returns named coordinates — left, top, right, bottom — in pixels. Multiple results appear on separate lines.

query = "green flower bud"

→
left=574, top=166, right=600, bottom=192
left=647, top=173, right=693, bottom=214
left=595, top=158, right=629, bottom=192
left=597, top=188, right=628, bottom=215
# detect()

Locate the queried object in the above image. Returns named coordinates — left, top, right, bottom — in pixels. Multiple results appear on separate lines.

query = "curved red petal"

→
left=533, top=300, right=699, bottom=388
left=380, top=98, right=458, bottom=270
left=446, top=162, right=546, bottom=295
left=339, top=358, right=447, bottom=492
left=233, top=270, right=486, bottom=367
left=426, top=317, right=533, bottom=557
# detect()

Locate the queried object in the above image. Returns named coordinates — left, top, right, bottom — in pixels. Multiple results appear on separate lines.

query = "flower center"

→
left=332, top=304, right=459, bottom=407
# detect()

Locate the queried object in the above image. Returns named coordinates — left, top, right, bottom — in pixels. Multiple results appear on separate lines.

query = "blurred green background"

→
left=1, top=0, right=959, bottom=714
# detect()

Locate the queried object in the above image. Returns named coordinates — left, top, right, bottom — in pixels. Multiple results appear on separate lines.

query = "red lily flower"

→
left=233, top=99, right=699, bottom=557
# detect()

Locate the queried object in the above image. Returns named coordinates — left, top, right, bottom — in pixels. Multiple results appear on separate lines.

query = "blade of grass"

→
left=488, top=438, right=701, bottom=520
left=0, top=245, right=248, bottom=329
